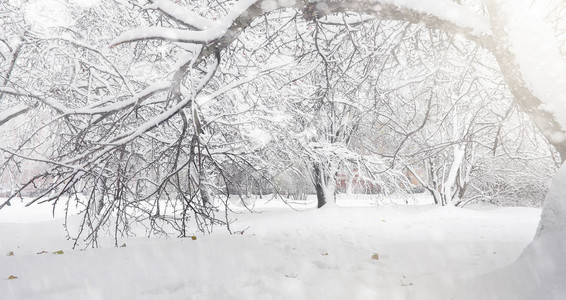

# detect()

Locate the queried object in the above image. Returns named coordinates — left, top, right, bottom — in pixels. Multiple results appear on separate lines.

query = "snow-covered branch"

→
left=0, top=103, right=29, bottom=127
left=112, top=0, right=493, bottom=52
left=146, top=0, right=218, bottom=30
left=486, top=0, right=566, bottom=160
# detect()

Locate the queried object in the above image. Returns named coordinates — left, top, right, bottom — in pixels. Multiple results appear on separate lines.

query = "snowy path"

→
left=0, top=202, right=540, bottom=299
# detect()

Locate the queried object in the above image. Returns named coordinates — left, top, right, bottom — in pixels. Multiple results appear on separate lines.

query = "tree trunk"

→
left=427, top=160, right=442, bottom=205
left=313, top=162, right=335, bottom=208
left=313, top=162, right=327, bottom=208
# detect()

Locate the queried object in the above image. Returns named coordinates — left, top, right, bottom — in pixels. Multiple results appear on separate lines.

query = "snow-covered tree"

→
left=1, top=4, right=565, bottom=286
left=107, top=0, right=566, bottom=283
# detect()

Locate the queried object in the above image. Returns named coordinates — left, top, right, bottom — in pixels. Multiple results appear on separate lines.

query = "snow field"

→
left=0, top=198, right=541, bottom=299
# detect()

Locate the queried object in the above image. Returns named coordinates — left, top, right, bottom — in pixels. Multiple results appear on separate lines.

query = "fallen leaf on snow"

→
left=6, top=251, right=14, bottom=256
left=400, top=276, right=413, bottom=287
left=36, top=251, right=48, bottom=255
left=52, top=250, right=64, bottom=255
left=7, top=275, right=17, bottom=280
left=371, top=253, right=379, bottom=260
left=191, top=236, right=197, bottom=240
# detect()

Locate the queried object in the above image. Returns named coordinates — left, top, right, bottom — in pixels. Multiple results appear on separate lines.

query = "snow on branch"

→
left=111, top=26, right=223, bottom=46
left=60, top=52, right=221, bottom=167
left=500, top=0, right=566, bottom=144
left=111, top=0, right=264, bottom=47
left=147, top=0, right=217, bottom=30
left=0, top=86, right=36, bottom=99
left=484, top=0, right=566, bottom=159
left=196, top=61, right=292, bottom=106
left=0, top=103, right=29, bottom=127
left=111, top=0, right=492, bottom=51
left=377, top=0, right=491, bottom=35
left=66, top=81, right=170, bottom=115
left=0, top=86, right=67, bottom=114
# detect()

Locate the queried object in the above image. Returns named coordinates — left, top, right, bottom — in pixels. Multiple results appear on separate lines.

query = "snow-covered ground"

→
left=0, top=195, right=546, bottom=299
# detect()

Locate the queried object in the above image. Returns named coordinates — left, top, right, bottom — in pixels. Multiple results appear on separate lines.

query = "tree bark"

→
left=313, top=162, right=336, bottom=208
left=313, top=162, right=327, bottom=208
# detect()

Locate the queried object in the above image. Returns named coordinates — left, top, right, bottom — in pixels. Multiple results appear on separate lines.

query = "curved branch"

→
left=112, top=0, right=494, bottom=53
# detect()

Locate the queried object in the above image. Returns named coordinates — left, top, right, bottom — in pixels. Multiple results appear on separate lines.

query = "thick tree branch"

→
left=486, top=2, right=566, bottom=161
left=112, top=0, right=494, bottom=54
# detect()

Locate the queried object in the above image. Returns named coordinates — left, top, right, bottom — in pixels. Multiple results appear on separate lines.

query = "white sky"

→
left=23, top=0, right=98, bottom=30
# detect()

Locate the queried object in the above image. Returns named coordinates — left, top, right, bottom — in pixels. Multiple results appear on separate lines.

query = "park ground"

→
left=0, top=195, right=547, bottom=299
